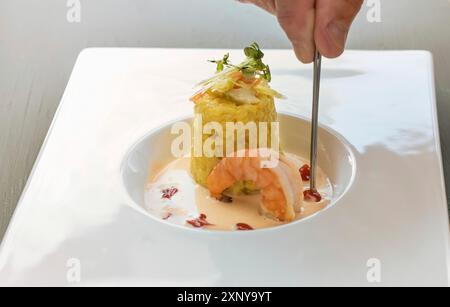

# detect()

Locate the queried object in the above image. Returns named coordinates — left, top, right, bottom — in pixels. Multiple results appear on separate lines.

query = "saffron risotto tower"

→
left=190, top=43, right=284, bottom=195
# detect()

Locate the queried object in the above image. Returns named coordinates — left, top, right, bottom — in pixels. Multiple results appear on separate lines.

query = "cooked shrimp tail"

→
left=206, top=149, right=303, bottom=221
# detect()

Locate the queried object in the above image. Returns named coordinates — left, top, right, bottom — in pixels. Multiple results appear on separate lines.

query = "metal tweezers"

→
left=309, top=51, right=322, bottom=191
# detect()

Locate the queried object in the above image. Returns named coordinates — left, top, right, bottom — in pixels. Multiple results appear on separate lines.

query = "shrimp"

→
left=206, top=149, right=303, bottom=221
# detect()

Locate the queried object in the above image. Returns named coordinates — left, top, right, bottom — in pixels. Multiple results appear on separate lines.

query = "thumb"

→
left=315, top=0, right=363, bottom=58
left=276, top=0, right=316, bottom=63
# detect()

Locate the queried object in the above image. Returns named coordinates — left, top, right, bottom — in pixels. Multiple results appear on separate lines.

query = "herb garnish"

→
left=208, top=42, right=272, bottom=82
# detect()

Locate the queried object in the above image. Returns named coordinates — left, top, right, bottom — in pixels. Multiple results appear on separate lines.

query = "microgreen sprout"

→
left=208, top=42, right=272, bottom=82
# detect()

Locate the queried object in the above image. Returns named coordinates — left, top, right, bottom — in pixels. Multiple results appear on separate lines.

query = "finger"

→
left=275, top=0, right=316, bottom=63
left=237, top=0, right=277, bottom=15
left=315, top=0, right=363, bottom=58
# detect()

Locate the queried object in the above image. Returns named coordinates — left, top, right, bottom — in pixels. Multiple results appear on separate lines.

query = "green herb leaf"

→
left=244, top=42, right=264, bottom=60
left=264, top=65, right=271, bottom=82
left=208, top=53, right=230, bottom=72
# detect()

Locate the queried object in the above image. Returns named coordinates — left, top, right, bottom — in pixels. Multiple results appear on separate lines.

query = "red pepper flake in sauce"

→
left=236, top=223, right=254, bottom=231
left=299, top=164, right=311, bottom=181
left=217, top=194, right=233, bottom=203
left=161, top=187, right=178, bottom=200
left=186, top=214, right=212, bottom=228
left=303, top=188, right=322, bottom=202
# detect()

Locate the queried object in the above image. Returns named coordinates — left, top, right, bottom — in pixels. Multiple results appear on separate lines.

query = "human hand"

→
left=238, top=0, right=363, bottom=63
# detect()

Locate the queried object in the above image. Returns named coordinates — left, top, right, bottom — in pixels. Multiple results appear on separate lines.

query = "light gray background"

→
left=1, top=0, right=449, bottom=241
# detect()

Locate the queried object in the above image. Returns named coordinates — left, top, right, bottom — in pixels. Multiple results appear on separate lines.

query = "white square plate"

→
left=0, top=49, right=448, bottom=286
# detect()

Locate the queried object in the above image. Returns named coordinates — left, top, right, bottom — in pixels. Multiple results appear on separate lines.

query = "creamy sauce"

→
left=144, top=155, right=332, bottom=231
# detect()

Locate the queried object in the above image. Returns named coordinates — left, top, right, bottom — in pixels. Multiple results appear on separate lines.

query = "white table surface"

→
left=0, top=48, right=448, bottom=286
left=2, top=0, right=450, bottom=248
